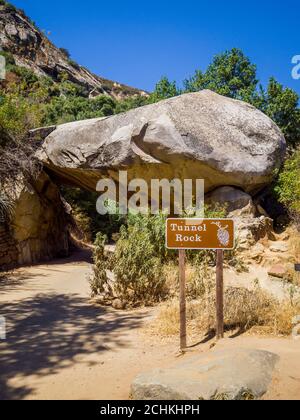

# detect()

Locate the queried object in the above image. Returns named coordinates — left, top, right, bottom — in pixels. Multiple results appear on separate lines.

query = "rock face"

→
left=0, top=222, right=18, bottom=270
left=37, top=90, right=286, bottom=194
left=0, top=171, right=70, bottom=269
left=131, top=349, right=279, bottom=400
left=0, top=4, right=146, bottom=99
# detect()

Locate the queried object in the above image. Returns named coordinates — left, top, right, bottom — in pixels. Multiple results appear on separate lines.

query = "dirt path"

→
left=0, top=251, right=299, bottom=400
left=0, top=251, right=178, bottom=400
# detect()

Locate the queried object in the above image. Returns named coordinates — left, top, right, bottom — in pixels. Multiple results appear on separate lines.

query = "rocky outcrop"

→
left=0, top=4, right=146, bottom=100
left=37, top=90, right=286, bottom=194
left=0, top=171, right=70, bottom=269
left=131, top=348, right=279, bottom=400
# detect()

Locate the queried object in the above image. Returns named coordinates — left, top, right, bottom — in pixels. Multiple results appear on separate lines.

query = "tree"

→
left=183, top=49, right=300, bottom=147
left=115, top=95, right=149, bottom=114
left=260, top=78, right=300, bottom=147
left=149, top=77, right=179, bottom=102
left=184, top=48, right=258, bottom=101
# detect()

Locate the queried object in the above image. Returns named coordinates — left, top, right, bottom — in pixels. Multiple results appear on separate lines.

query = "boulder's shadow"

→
left=0, top=294, right=146, bottom=400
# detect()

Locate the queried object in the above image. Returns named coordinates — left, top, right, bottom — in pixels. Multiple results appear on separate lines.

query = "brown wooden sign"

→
left=166, top=218, right=235, bottom=250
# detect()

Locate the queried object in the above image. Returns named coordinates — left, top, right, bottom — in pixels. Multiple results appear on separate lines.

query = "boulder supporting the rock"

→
left=205, top=186, right=254, bottom=214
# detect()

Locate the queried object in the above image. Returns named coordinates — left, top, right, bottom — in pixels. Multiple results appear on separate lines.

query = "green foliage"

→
left=43, top=94, right=116, bottom=125
left=11, top=66, right=39, bottom=87
left=149, top=77, right=179, bottom=102
left=68, top=59, right=80, bottom=70
left=261, top=78, right=300, bottom=146
left=0, top=50, right=15, bottom=66
left=275, top=150, right=300, bottom=214
left=0, top=1, right=17, bottom=12
left=0, top=92, right=43, bottom=139
left=184, top=48, right=258, bottom=101
left=113, top=214, right=168, bottom=304
left=90, top=232, right=109, bottom=296
left=58, top=80, right=88, bottom=97
left=115, top=95, right=149, bottom=114
left=61, top=188, right=126, bottom=241
left=59, top=48, right=71, bottom=59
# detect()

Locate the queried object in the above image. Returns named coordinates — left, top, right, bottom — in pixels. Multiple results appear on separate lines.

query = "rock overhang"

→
left=35, top=90, right=286, bottom=194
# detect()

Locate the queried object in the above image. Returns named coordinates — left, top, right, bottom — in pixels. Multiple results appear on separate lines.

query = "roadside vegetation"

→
left=149, top=285, right=300, bottom=338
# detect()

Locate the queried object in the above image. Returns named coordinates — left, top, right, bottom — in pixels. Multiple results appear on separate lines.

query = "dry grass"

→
left=290, top=230, right=300, bottom=286
left=163, top=262, right=214, bottom=301
left=149, top=286, right=300, bottom=338
left=291, top=232, right=300, bottom=261
left=148, top=239, right=300, bottom=339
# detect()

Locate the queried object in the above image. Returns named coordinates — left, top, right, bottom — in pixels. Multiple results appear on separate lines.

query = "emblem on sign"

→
left=212, top=221, right=230, bottom=247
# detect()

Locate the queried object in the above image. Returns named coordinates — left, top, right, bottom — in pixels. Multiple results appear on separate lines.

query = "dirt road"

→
left=0, top=251, right=178, bottom=400
left=0, top=251, right=299, bottom=400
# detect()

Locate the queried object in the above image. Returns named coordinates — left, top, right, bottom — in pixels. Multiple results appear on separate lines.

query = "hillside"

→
left=0, top=2, right=147, bottom=100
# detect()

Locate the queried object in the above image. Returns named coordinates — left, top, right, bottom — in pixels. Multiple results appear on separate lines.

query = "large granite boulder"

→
left=37, top=90, right=286, bottom=194
left=131, top=348, right=279, bottom=400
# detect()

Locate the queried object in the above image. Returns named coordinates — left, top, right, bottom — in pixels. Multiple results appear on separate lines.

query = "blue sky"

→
left=11, top=0, right=300, bottom=95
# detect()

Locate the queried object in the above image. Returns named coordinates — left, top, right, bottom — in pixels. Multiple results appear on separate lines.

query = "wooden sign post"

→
left=216, top=249, right=224, bottom=339
left=166, top=218, right=235, bottom=348
left=179, top=250, right=187, bottom=350
left=295, top=264, right=300, bottom=285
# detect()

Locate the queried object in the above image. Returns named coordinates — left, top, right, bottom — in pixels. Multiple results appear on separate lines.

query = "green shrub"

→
left=113, top=219, right=167, bottom=304
left=61, top=188, right=126, bottom=241
left=12, top=66, right=38, bottom=86
left=0, top=50, right=15, bottom=66
left=68, top=59, right=80, bottom=70
left=2, top=2, right=17, bottom=12
left=43, top=94, right=115, bottom=125
left=115, top=95, right=149, bottom=114
left=0, top=92, right=43, bottom=138
left=90, top=233, right=109, bottom=297
left=59, top=48, right=71, bottom=59
left=275, top=150, right=300, bottom=227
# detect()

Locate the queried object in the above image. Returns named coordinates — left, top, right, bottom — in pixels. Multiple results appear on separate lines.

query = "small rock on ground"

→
left=131, top=348, right=279, bottom=400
